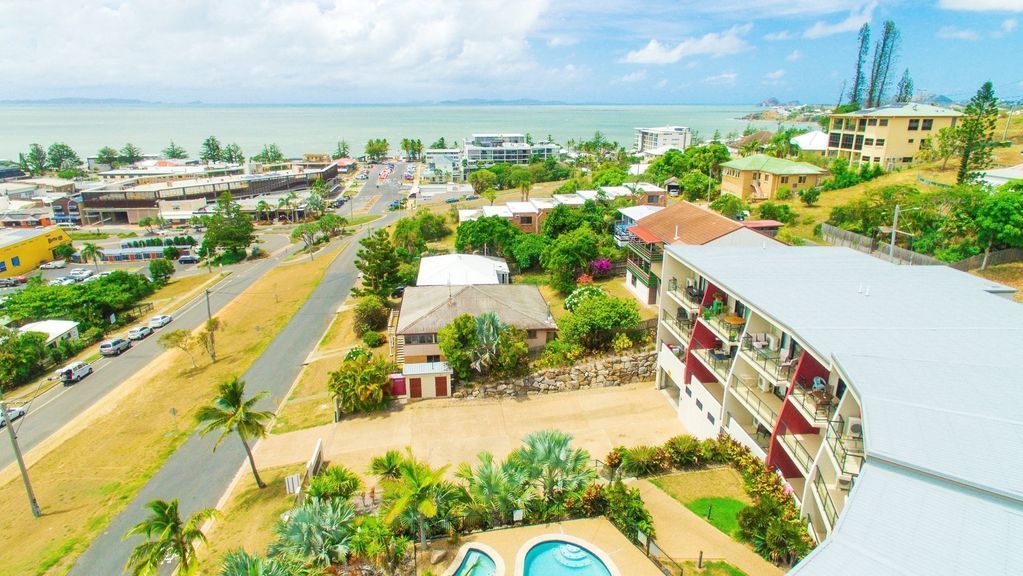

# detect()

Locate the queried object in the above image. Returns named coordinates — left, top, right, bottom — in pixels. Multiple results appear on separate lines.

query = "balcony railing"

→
left=790, top=384, right=836, bottom=425
left=707, top=313, right=745, bottom=342
left=812, top=472, right=840, bottom=529
left=825, top=418, right=865, bottom=476
left=692, top=346, right=732, bottom=382
left=661, top=309, right=692, bottom=341
left=626, top=259, right=651, bottom=283
left=628, top=241, right=663, bottom=262
left=731, top=374, right=779, bottom=426
left=739, top=337, right=792, bottom=381
left=778, top=431, right=815, bottom=475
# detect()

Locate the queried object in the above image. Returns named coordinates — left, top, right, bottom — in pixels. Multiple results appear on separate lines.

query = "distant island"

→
left=435, top=98, right=567, bottom=106
left=0, top=97, right=160, bottom=105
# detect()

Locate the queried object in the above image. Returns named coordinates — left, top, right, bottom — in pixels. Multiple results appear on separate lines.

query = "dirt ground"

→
left=650, top=468, right=751, bottom=504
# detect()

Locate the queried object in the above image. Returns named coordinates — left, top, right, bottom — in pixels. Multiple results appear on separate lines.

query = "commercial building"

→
left=0, top=227, right=72, bottom=277
left=416, top=254, right=511, bottom=286
left=654, top=245, right=1023, bottom=573
left=17, top=178, right=75, bottom=194
left=623, top=202, right=782, bottom=306
left=463, top=134, right=558, bottom=170
left=825, top=103, right=961, bottom=170
left=634, top=126, right=692, bottom=154
left=720, top=154, right=828, bottom=202
left=423, top=148, right=463, bottom=183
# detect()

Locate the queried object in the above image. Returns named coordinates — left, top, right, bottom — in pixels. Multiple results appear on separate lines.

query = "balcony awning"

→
left=627, top=225, right=661, bottom=244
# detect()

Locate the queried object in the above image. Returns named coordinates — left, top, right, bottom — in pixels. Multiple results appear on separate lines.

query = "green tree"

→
left=757, top=202, right=797, bottom=225
left=252, top=144, right=285, bottom=164
left=222, top=143, right=245, bottom=164
left=291, top=221, right=321, bottom=253
left=163, top=141, right=188, bottom=159
left=956, top=81, right=999, bottom=185
left=199, top=192, right=255, bottom=260
left=46, top=142, right=81, bottom=170
left=429, top=137, right=448, bottom=149
left=158, top=328, right=199, bottom=368
left=163, top=246, right=181, bottom=260
left=200, top=136, right=223, bottom=163
left=196, top=376, right=274, bottom=489
left=349, top=515, right=411, bottom=576
left=709, top=194, right=748, bottom=219
left=364, top=139, right=389, bottom=162
left=354, top=228, right=403, bottom=298
left=52, top=243, right=75, bottom=260
left=895, top=68, right=914, bottom=102
left=511, top=166, right=533, bottom=201
left=256, top=199, right=273, bottom=223
left=328, top=347, right=396, bottom=415
left=470, top=312, right=502, bottom=375
left=541, top=224, right=601, bottom=294
left=96, top=145, right=119, bottom=167
left=848, top=23, right=871, bottom=106
left=269, top=497, right=356, bottom=567
left=510, top=233, right=548, bottom=270
left=559, top=292, right=640, bottom=350
left=976, top=184, right=1023, bottom=269
left=495, top=326, right=529, bottom=376
left=318, top=212, right=345, bottom=237
left=353, top=295, right=388, bottom=336
left=507, top=430, right=596, bottom=521
left=79, top=242, right=102, bottom=271
left=468, top=169, right=497, bottom=199
left=591, top=167, right=628, bottom=187
left=454, top=215, right=520, bottom=256
left=381, top=453, right=450, bottom=549
left=455, top=452, right=525, bottom=530
left=24, top=143, right=47, bottom=175
left=119, top=143, right=143, bottom=165
left=123, top=498, right=217, bottom=576
left=437, top=314, right=477, bottom=380
left=799, top=186, right=822, bottom=206
left=0, top=330, right=48, bottom=389
left=333, top=140, right=350, bottom=159
left=148, top=258, right=175, bottom=284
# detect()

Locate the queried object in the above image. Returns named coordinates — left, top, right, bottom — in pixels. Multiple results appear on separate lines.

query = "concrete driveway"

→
left=255, top=382, right=686, bottom=478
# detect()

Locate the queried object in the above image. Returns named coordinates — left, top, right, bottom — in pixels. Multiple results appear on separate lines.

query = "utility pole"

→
left=1002, top=101, right=1017, bottom=142
left=1, top=394, right=41, bottom=517
left=889, top=204, right=920, bottom=262
left=204, top=289, right=217, bottom=363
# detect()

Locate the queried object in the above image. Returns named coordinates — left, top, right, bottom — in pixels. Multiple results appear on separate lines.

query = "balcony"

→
left=692, top=346, right=732, bottom=382
left=725, top=414, right=770, bottom=459
left=730, top=373, right=782, bottom=428
left=664, top=279, right=703, bottom=310
left=739, top=337, right=795, bottom=383
left=778, top=431, right=822, bottom=477
left=705, top=313, right=745, bottom=343
left=628, top=241, right=663, bottom=262
left=812, top=472, right=840, bottom=530
left=790, top=383, right=837, bottom=426
left=626, top=259, right=652, bottom=284
left=613, top=223, right=636, bottom=246
left=661, top=309, right=692, bottom=343
left=825, top=418, right=864, bottom=477
left=658, top=342, right=686, bottom=380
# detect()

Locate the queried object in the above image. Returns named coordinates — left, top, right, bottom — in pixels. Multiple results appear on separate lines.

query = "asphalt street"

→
left=71, top=163, right=409, bottom=575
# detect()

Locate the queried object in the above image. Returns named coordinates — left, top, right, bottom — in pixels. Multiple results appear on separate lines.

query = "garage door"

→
left=435, top=376, right=448, bottom=397
left=410, top=378, right=422, bottom=398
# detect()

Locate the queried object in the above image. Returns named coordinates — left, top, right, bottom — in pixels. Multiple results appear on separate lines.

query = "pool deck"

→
left=436, top=518, right=663, bottom=576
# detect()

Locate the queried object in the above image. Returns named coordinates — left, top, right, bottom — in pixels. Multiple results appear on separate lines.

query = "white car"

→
left=48, top=276, right=77, bottom=286
left=69, top=268, right=93, bottom=280
left=127, top=326, right=153, bottom=340
left=149, top=315, right=173, bottom=328
left=56, top=361, right=92, bottom=385
left=0, top=407, right=26, bottom=428
left=39, top=260, right=67, bottom=269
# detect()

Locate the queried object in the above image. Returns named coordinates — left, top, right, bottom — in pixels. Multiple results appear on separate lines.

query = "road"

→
left=0, top=234, right=290, bottom=470
left=71, top=162, right=410, bottom=575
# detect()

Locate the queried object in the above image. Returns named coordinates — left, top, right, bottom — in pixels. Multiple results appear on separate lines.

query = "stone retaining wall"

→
left=453, top=350, right=657, bottom=399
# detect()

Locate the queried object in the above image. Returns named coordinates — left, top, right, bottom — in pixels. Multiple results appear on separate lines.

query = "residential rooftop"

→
left=396, top=284, right=555, bottom=335
left=830, top=102, right=962, bottom=118
left=416, top=254, right=510, bottom=286
left=720, top=154, right=828, bottom=176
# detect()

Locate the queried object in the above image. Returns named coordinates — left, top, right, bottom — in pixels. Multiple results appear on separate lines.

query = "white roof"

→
left=979, top=164, right=1023, bottom=187
left=618, top=205, right=663, bottom=221
left=552, top=194, right=585, bottom=206
left=529, top=198, right=555, bottom=210
left=636, top=125, right=690, bottom=133
left=402, top=361, right=452, bottom=376
left=416, top=254, right=510, bottom=286
left=19, top=320, right=79, bottom=344
left=575, top=190, right=599, bottom=201
left=667, top=245, right=1023, bottom=575
left=481, top=205, right=513, bottom=218
left=506, top=201, right=538, bottom=214
left=791, top=130, right=829, bottom=151
left=458, top=209, right=483, bottom=222
left=594, top=186, right=636, bottom=199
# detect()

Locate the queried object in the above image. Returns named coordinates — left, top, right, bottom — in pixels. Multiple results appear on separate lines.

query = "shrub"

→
left=362, top=331, right=384, bottom=348
left=622, top=445, right=669, bottom=477
left=536, top=339, right=584, bottom=368
left=353, top=295, right=388, bottom=336
left=611, top=333, right=632, bottom=354
left=604, top=483, right=656, bottom=542
left=799, top=186, right=821, bottom=206
left=307, top=465, right=363, bottom=501
left=662, top=434, right=701, bottom=468
left=757, top=202, right=797, bottom=225
left=576, top=273, right=594, bottom=285
left=564, top=285, right=605, bottom=311
left=589, top=258, right=613, bottom=278
left=604, top=447, right=626, bottom=481
left=775, top=186, right=793, bottom=200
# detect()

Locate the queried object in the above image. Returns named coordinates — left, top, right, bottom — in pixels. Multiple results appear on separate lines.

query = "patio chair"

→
left=752, top=333, right=768, bottom=349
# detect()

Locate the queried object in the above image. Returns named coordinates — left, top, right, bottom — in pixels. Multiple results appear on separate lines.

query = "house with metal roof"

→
left=825, top=102, right=961, bottom=171
left=417, top=254, right=511, bottom=286
left=655, top=244, right=1023, bottom=574
left=720, top=154, right=828, bottom=202
left=19, top=319, right=80, bottom=347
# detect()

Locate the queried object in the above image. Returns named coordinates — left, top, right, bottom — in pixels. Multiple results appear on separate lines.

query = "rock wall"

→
left=453, top=350, right=657, bottom=399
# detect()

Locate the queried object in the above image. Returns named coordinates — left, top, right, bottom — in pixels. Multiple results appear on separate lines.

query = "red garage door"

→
left=435, top=376, right=448, bottom=397
left=409, top=378, right=422, bottom=399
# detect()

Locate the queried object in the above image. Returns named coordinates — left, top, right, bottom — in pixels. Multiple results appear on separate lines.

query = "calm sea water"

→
left=0, top=104, right=790, bottom=161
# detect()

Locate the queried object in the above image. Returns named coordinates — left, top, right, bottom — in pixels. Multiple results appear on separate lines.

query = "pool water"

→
left=452, top=548, right=497, bottom=576
left=523, top=541, right=612, bottom=576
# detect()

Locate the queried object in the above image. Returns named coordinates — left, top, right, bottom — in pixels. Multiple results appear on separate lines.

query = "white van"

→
left=56, top=361, right=92, bottom=385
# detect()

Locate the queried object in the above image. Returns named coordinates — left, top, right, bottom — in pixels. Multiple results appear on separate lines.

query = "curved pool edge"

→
left=443, top=542, right=506, bottom=576
left=513, top=534, right=622, bottom=576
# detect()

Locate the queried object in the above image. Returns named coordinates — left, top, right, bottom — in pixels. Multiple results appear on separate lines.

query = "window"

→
left=858, top=119, right=867, bottom=130
left=707, top=413, right=716, bottom=425
left=527, top=330, right=537, bottom=339
left=874, top=157, right=881, bottom=162
left=406, top=334, right=436, bottom=345
left=854, top=135, right=864, bottom=150
left=0, top=261, right=6, bottom=272
left=922, top=119, right=933, bottom=130
left=426, top=354, right=441, bottom=363
left=908, top=119, right=920, bottom=130
left=902, top=157, right=914, bottom=163
left=684, top=386, right=692, bottom=398
left=11, top=256, right=19, bottom=267
left=798, top=176, right=807, bottom=184
left=879, top=119, right=889, bottom=126
left=780, top=176, right=789, bottom=184
left=520, top=216, right=533, bottom=225
left=861, top=155, right=871, bottom=162
left=695, top=399, right=704, bottom=410
left=631, top=275, right=637, bottom=287
left=864, top=138, right=874, bottom=146
left=867, top=118, right=878, bottom=126
left=840, top=134, right=855, bottom=148
left=647, top=195, right=659, bottom=203
left=908, top=139, right=915, bottom=143
left=875, top=138, right=886, bottom=146
left=828, top=133, right=841, bottom=147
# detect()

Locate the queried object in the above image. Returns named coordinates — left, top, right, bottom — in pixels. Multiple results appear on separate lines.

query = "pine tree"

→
left=849, top=23, right=870, bottom=107
left=866, top=21, right=900, bottom=107
left=895, top=69, right=914, bottom=103
left=354, top=228, right=403, bottom=298
left=956, top=81, right=999, bottom=185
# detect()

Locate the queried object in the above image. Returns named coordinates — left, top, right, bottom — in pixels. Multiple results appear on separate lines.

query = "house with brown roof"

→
left=624, top=201, right=784, bottom=306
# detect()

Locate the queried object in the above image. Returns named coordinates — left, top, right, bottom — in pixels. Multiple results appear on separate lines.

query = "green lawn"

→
left=685, top=497, right=748, bottom=538
left=680, top=560, right=749, bottom=576
left=70, top=231, right=109, bottom=240
left=347, top=214, right=383, bottom=227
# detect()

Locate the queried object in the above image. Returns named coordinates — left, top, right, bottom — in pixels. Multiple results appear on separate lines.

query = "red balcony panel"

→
left=767, top=435, right=803, bottom=479
left=787, top=351, right=829, bottom=395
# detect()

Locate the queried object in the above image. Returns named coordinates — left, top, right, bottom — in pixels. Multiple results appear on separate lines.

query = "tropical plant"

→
left=381, top=453, right=451, bottom=549
left=79, top=242, right=102, bottom=271
left=256, top=200, right=273, bottom=223
left=349, top=515, right=412, bottom=576
left=622, top=445, right=669, bottom=477
left=369, top=449, right=404, bottom=480
left=437, top=314, right=478, bottom=380
left=218, top=549, right=294, bottom=576
left=195, top=376, right=274, bottom=489
left=269, top=497, right=356, bottom=567
left=738, top=497, right=810, bottom=563
left=327, top=347, right=396, bottom=415
left=507, top=430, right=596, bottom=521
left=454, top=452, right=526, bottom=530
left=470, top=312, right=502, bottom=375
left=307, top=465, right=364, bottom=502
left=123, top=498, right=217, bottom=576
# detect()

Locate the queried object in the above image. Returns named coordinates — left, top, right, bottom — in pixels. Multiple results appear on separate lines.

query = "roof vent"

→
left=864, top=285, right=871, bottom=297
left=857, top=283, right=863, bottom=294
left=674, top=225, right=679, bottom=241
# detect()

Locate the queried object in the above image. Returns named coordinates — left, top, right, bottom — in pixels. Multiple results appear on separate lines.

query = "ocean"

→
left=0, top=104, right=794, bottom=161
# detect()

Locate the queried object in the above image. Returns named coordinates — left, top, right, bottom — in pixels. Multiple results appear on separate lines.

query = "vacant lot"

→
left=651, top=468, right=752, bottom=539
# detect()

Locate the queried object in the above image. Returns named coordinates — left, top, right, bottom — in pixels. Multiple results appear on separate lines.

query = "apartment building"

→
left=654, top=245, right=1023, bottom=573
left=423, top=148, right=463, bottom=182
left=634, top=126, right=692, bottom=154
left=825, top=103, right=961, bottom=170
left=463, top=134, right=558, bottom=169
left=720, top=154, right=827, bottom=202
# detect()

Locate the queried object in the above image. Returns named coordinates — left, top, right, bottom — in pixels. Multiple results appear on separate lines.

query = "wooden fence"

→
left=819, top=224, right=946, bottom=266
left=950, top=248, right=1023, bottom=271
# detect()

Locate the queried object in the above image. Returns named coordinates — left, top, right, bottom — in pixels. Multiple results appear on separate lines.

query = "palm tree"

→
left=79, top=242, right=102, bottom=271
left=455, top=451, right=525, bottom=530
left=519, top=176, right=532, bottom=202
left=350, top=515, right=412, bottom=576
left=470, top=312, right=502, bottom=375
left=123, top=498, right=217, bottom=576
left=219, top=549, right=293, bottom=576
left=382, top=453, right=450, bottom=549
left=307, top=464, right=363, bottom=501
left=196, top=377, right=274, bottom=489
left=328, top=349, right=396, bottom=416
left=507, top=430, right=596, bottom=521
left=269, top=497, right=356, bottom=568
left=256, top=200, right=272, bottom=223
left=368, top=449, right=404, bottom=480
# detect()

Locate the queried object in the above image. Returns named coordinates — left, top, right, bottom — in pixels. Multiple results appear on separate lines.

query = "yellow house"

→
left=720, top=154, right=828, bottom=202
left=0, top=227, right=72, bottom=277
left=825, top=103, right=961, bottom=170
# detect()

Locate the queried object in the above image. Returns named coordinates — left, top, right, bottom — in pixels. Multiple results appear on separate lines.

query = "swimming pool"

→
left=522, top=540, right=612, bottom=576
left=451, top=548, right=498, bottom=576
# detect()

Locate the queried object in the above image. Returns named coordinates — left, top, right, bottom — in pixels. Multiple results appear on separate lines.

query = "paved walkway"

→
left=631, top=479, right=784, bottom=576
left=256, top=383, right=686, bottom=477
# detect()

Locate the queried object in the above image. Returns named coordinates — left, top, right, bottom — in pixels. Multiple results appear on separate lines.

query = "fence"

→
left=916, top=175, right=953, bottom=189
left=950, top=247, right=1023, bottom=271
left=637, top=530, right=686, bottom=575
left=819, top=223, right=946, bottom=266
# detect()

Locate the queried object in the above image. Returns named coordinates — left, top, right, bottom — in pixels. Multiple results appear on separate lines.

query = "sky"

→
left=0, top=0, right=1021, bottom=105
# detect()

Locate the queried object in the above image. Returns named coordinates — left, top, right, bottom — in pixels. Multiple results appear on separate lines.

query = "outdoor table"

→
left=723, top=315, right=744, bottom=326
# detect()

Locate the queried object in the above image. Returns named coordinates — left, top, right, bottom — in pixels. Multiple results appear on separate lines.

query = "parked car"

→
left=40, top=260, right=67, bottom=269
left=56, top=361, right=92, bottom=385
left=177, top=255, right=198, bottom=264
left=391, top=285, right=406, bottom=297
left=0, top=407, right=26, bottom=427
left=56, top=223, right=81, bottom=230
left=465, top=195, right=480, bottom=201
left=127, top=326, right=153, bottom=340
left=69, top=268, right=93, bottom=280
left=0, top=278, right=17, bottom=288
left=149, top=315, right=173, bottom=328
left=445, top=198, right=459, bottom=204
left=100, top=338, right=131, bottom=356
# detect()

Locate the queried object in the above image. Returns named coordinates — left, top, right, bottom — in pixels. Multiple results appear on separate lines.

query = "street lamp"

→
left=889, top=204, right=921, bottom=262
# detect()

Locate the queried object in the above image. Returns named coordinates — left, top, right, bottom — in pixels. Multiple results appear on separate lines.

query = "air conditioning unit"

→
left=837, top=474, right=854, bottom=490
left=845, top=416, right=863, bottom=438
left=765, top=334, right=779, bottom=351
left=758, top=375, right=772, bottom=392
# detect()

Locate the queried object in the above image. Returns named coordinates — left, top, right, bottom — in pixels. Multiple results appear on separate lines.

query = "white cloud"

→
left=938, top=0, right=1023, bottom=11
left=764, top=69, right=786, bottom=80
left=786, top=50, right=803, bottom=61
left=656, top=79, right=669, bottom=88
left=617, top=70, right=648, bottom=83
left=804, top=1, right=877, bottom=38
left=937, top=25, right=980, bottom=40
left=547, top=35, right=579, bottom=47
left=703, top=72, right=738, bottom=86
left=621, top=24, right=753, bottom=64
left=992, top=17, right=1019, bottom=36
left=764, top=30, right=794, bottom=41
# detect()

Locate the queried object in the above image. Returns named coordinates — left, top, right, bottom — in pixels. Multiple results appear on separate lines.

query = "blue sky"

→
left=1, top=0, right=1020, bottom=104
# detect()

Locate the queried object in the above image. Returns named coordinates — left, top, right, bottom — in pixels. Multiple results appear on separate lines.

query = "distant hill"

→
left=436, top=98, right=566, bottom=106
left=0, top=97, right=158, bottom=105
